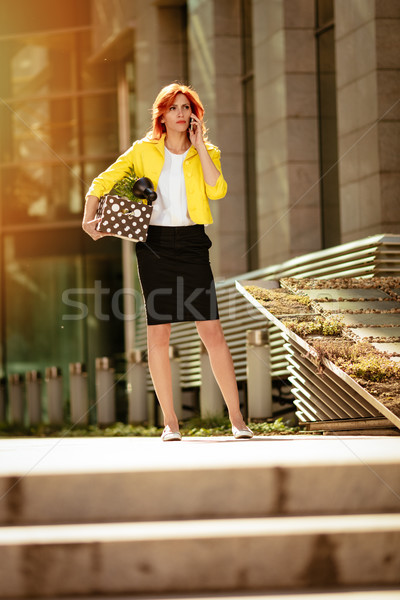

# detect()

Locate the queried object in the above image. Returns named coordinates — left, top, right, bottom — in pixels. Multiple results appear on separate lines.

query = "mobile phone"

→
left=189, top=118, right=194, bottom=132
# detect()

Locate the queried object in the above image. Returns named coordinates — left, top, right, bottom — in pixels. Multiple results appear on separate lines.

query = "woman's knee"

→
left=147, top=323, right=171, bottom=349
left=197, top=320, right=226, bottom=349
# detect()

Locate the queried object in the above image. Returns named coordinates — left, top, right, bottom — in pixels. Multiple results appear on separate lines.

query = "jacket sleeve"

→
left=205, top=146, right=228, bottom=200
left=85, top=144, right=137, bottom=198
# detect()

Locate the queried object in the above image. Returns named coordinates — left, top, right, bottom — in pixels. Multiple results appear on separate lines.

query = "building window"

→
left=241, top=0, right=258, bottom=270
left=0, top=27, right=119, bottom=227
left=0, top=16, right=129, bottom=388
left=315, top=0, right=340, bottom=248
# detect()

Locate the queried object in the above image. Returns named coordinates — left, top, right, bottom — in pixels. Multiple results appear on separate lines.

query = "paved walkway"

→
left=1, top=434, right=400, bottom=476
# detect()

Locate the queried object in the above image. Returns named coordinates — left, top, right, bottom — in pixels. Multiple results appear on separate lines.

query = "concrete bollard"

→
left=169, top=346, right=182, bottom=421
left=199, top=342, right=224, bottom=418
left=95, top=357, right=115, bottom=425
left=0, top=377, right=6, bottom=423
left=26, top=371, right=42, bottom=425
left=45, top=367, right=64, bottom=425
left=127, top=350, right=148, bottom=423
left=69, top=363, right=89, bottom=426
left=246, top=329, right=272, bottom=419
left=8, top=374, right=25, bottom=425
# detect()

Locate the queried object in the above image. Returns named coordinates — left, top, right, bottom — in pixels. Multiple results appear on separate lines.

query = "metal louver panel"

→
left=235, top=281, right=400, bottom=430
left=286, top=339, right=380, bottom=422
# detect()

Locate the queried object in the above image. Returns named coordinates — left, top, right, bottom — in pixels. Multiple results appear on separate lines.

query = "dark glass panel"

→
left=317, top=0, right=334, bottom=28
left=3, top=229, right=124, bottom=403
left=1, top=162, right=83, bottom=225
left=4, top=232, right=85, bottom=380
left=241, top=0, right=258, bottom=270
left=81, top=94, right=119, bottom=156
left=316, top=6, right=340, bottom=248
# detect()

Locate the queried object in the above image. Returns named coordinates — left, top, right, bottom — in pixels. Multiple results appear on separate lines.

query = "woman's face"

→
left=161, top=93, right=192, bottom=134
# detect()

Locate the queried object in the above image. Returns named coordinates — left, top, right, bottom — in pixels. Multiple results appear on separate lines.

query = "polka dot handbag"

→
left=95, top=195, right=153, bottom=242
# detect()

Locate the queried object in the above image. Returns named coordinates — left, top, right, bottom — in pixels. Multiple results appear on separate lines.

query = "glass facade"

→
left=0, top=2, right=135, bottom=404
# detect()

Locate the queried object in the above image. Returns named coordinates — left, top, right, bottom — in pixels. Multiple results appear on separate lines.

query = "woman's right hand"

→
left=82, top=195, right=107, bottom=241
left=82, top=216, right=105, bottom=241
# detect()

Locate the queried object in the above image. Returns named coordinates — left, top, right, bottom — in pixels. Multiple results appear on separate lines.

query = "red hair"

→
left=147, top=83, right=207, bottom=140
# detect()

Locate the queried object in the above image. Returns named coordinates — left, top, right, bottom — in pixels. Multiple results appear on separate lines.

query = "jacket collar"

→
left=148, top=133, right=197, bottom=159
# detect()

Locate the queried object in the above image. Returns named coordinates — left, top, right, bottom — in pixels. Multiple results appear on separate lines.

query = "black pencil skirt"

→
left=135, top=225, right=219, bottom=326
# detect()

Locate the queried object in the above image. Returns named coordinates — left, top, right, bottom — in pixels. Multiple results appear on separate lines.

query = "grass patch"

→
left=245, top=286, right=313, bottom=315
left=0, top=417, right=301, bottom=438
left=283, top=315, right=343, bottom=337
left=311, top=339, right=400, bottom=383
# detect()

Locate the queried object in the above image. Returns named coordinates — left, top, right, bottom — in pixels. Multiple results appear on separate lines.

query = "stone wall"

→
left=188, top=0, right=247, bottom=277
left=134, top=2, right=187, bottom=139
left=252, top=0, right=321, bottom=267
left=335, top=0, right=400, bottom=241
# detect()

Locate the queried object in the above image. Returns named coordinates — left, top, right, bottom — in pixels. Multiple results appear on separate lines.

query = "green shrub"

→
left=112, top=166, right=140, bottom=202
left=0, top=417, right=302, bottom=438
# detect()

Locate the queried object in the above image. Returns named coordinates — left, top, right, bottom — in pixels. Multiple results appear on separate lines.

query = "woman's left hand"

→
left=189, top=113, right=205, bottom=150
left=188, top=113, right=220, bottom=186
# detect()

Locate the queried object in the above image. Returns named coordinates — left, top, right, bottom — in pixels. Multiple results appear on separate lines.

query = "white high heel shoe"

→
left=161, top=426, right=182, bottom=442
left=232, top=425, right=254, bottom=439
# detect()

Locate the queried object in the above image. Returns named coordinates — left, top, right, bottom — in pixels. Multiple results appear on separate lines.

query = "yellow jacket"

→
left=86, top=134, right=227, bottom=224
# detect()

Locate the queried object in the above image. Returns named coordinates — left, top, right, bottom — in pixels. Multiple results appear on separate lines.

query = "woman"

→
left=82, top=83, right=253, bottom=442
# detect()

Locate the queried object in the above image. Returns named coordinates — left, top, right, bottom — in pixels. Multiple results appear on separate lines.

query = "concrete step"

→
left=20, top=592, right=400, bottom=600
left=1, top=462, right=399, bottom=525
left=1, top=515, right=400, bottom=597
left=1, top=437, right=400, bottom=525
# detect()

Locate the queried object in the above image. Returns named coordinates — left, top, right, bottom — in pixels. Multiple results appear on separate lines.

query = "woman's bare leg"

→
left=196, top=319, right=248, bottom=430
left=146, top=323, right=179, bottom=431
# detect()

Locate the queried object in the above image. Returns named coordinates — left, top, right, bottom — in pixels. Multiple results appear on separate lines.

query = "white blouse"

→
left=150, top=147, right=195, bottom=226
